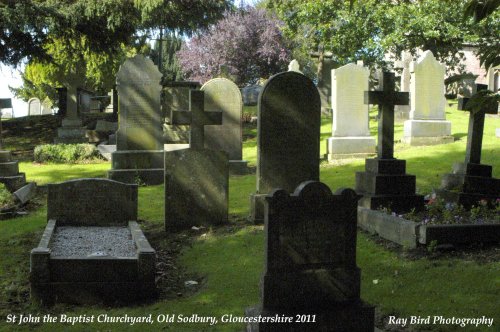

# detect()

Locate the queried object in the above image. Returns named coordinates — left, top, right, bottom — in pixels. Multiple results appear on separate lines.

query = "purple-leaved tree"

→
left=177, top=7, right=291, bottom=86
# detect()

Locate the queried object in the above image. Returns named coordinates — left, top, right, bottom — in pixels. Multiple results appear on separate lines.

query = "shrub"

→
left=0, top=183, right=13, bottom=208
left=34, top=144, right=102, bottom=163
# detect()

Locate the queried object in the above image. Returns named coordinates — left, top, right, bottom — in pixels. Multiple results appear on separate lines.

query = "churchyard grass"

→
left=0, top=101, right=498, bottom=331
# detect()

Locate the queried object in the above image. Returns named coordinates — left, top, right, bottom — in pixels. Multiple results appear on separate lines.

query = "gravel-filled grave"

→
left=50, top=226, right=137, bottom=257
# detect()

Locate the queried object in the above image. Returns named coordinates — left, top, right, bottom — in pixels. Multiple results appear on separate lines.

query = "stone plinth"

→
left=356, top=159, right=424, bottom=214
left=164, top=149, right=228, bottom=230
left=0, top=150, right=26, bottom=191
left=54, top=118, right=87, bottom=144
left=108, top=150, right=164, bottom=185
left=403, top=119, right=453, bottom=145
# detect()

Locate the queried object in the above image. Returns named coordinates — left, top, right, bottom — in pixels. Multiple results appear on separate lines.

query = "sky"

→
left=0, top=64, right=27, bottom=118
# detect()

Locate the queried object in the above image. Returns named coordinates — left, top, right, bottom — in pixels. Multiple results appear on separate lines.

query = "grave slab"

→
left=30, top=178, right=155, bottom=305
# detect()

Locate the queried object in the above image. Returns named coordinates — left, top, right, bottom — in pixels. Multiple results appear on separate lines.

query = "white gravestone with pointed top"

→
left=288, top=59, right=302, bottom=73
left=326, top=63, right=376, bottom=160
left=403, top=51, right=453, bottom=145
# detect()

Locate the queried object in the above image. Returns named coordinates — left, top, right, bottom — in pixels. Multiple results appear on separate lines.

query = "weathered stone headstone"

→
left=108, top=55, right=164, bottom=185
left=394, top=51, right=412, bottom=120
left=54, top=74, right=88, bottom=144
left=403, top=51, right=453, bottom=145
left=41, top=97, right=53, bottom=115
left=326, top=63, right=376, bottom=160
left=162, top=81, right=199, bottom=146
left=165, top=90, right=228, bottom=230
left=437, top=85, right=499, bottom=208
left=310, top=49, right=336, bottom=114
left=201, top=78, right=248, bottom=173
left=0, top=150, right=26, bottom=192
left=287, top=59, right=302, bottom=73
left=28, top=98, right=41, bottom=116
left=250, top=71, right=321, bottom=223
left=31, top=178, right=155, bottom=305
left=356, top=72, right=424, bottom=213
left=246, top=181, right=374, bottom=331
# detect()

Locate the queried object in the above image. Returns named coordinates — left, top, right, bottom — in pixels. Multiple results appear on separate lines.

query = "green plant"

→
left=0, top=183, right=13, bottom=208
left=34, top=144, right=102, bottom=163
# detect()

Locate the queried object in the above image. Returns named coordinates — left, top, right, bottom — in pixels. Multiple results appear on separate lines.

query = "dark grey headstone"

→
left=202, top=78, right=243, bottom=160
left=246, top=181, right=374, bottom=331
left=165, top=149, right=228, bottom=230
left=48, top=178, right=138, bottom=226
left=257, top=72, right=321, bottom=194
left=116, top=55, right=163, bottom=151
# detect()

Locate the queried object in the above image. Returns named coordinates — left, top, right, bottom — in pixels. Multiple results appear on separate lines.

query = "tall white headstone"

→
left=326, top=63, right=375, bottom=160
left=403, top=51, right=453, bottom=145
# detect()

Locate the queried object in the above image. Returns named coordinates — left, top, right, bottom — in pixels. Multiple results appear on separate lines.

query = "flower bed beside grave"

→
left=358, top=195, right=500, bottom=248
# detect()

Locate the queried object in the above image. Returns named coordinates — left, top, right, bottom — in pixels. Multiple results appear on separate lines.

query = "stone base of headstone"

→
left=54, top=118, right=88, bottom=144
left=164, top=143, right=190, bottom=152
left=326, top=136, right=376, bottom=161
left=249, top=193, right=266, bottom=224
left=402, top=119, right=453, bottom=146
left=229, top=160, right=249, bottom=175
left=165, top=149, right=228, bottom=230
left=356, top=158, right=424, bottom=214
left=245, top=303, right=374, bottom=332
left=108, top=150, right=164, bottom=185
left=97, top=144, right=116, bottom=161
left=0, top=150, right=27, bottom=192
left=437, top=162, right=499, bottom=209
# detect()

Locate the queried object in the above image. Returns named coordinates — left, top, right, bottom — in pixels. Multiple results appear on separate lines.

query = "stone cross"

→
left=457, top=85, right=498, bottom=164
left=364, top=72, right=409, bottom=159
left=171, top=90, right=222, bottom=149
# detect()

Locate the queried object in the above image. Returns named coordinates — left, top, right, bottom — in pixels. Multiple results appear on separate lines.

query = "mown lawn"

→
left=0, top=102, right=498, bottom=331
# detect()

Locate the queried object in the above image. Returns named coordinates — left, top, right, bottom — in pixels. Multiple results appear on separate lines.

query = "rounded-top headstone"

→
left=257, top=71, right=321, bottom=194
left=28, top=98, right=41, bottom=116
left=201, top=78, right=243, bottom=160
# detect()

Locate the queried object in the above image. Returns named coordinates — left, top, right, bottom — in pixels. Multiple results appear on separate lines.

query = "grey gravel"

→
left=50, top=226, right=137, bottom=257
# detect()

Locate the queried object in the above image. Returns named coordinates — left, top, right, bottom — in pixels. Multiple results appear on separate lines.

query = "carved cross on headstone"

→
left=170, top=90, right=222, bottom=149
left=364, top=72, right=409, bottom=159
left=457, top=85, right=498, bottom=165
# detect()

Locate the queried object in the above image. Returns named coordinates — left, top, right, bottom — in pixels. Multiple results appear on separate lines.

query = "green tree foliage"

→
left=149, top=32, right=184, bottom=82
left=269, top=0, right=497, bottom=72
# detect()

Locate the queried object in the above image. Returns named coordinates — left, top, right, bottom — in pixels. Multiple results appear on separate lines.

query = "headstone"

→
left=54, top=74, right=88, bottom=144
left=162, top=81, right=199, bottom=145
left=201, top=78, right=248, bottom=174
left=310, top=50, right=336, bottom=114
left=28, top=98, right=41, bottom=116
left=241, top=85, right=262, bottom=106
left=394, top=51, right=412, bottom=120
left=78, top=88, right=93, bottom=113
left=437, top=85, right=499, bottom=208
left=0, top=98, right=13, bottom=118
left=30, top=178, right=155, bottom=305
left=0, top=150, right=27, bottom=192
left=41, top=97, right=53, bottom=115
left=326, top=63, right=376, bottom=160
left=165, top=90, right=228, bottom=230
left=403, top=51, right=453, bottom=145
left=246, top=181, right=374, bottom=331
left=13, top=182, right=37, bottom=205
left=108, top=55, right=164, bottom=185
left=287, top=59, right=302, bottom=73
left=356, top=72, right=424, bottom=214
left=250, top=71, right=321, bottom=223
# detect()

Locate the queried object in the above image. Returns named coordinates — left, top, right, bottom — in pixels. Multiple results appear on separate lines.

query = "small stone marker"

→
left=28, top=98, right=41, bottom=116
left=326, top=63, right=376, bottom=160
left=437, top=84, right=499, bottom=208
left=287, top=59, right=302, bottom=73
left=250, top=71, right=321, bottom=223
left=31, top=179, right=155, bottom=305
left=356, top=72, right=424, bottom=213
left=403, top=51, right=453, bottom=145
left=246, top=181, right=374, bottom=331
left=165, top=90, right=228, bottom=230
left=108, top=55, right=164, bottom=185
left=201, top=78, right=248, bottom=173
